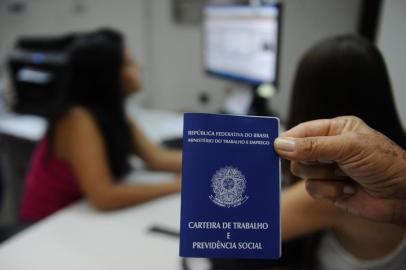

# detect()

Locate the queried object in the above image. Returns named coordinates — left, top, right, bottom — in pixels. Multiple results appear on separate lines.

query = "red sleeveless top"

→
left=20, top=138, right=82, bottom=222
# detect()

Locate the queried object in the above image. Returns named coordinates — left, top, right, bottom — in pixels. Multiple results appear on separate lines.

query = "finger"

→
left=299, top=160, right=320, bottom=165
left=290, top=162, right=347, bottom=180
left=280, top=116, right=362, bottom=138
left=305, top=180, right=403, bottom=224
left=274, top=135, right=351, bottom=162
left=305, top=179, right=356, bottom=201
left=299, top=159, right=334, bottom=165
left=332, top=189, right=400, bottom=224
left=280, top=117, right=352, bottom=138
left=280, top=119, right=334, bottom=138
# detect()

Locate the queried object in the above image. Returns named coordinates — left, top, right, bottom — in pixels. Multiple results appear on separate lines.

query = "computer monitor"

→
left=203, top=4, right=281, bottom=86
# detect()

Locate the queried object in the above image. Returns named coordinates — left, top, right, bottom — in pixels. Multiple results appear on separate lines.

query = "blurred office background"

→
left=0, top=0, right=404, bottom=122
left=0, top=0, right=405, bottom=268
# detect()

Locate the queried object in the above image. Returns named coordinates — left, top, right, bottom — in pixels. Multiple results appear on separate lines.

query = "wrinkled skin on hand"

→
left=274, top=116, right=406, bottom=226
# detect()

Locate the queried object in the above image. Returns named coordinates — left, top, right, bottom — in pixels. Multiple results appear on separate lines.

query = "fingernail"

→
left=311, top=192, right=334, bottom=203
left=311, top=192, right=325, bottom=200
left=343, top=185, right=356, bottom=195
left=274, top=138, right=296, bottom=152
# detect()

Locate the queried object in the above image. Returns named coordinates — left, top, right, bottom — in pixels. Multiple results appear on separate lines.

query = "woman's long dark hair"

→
left=284, top=34, right=406, bottom=269
left=287, top=34, right=406, bottom=148
left=48, top=29, right=134, bottom=178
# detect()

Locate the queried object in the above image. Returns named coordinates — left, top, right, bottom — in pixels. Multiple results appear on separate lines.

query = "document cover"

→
left=180, top=113, right=281, bottom=259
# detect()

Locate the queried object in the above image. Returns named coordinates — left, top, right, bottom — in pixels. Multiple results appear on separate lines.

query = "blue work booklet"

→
left=179, top=113, right=281, bottom=259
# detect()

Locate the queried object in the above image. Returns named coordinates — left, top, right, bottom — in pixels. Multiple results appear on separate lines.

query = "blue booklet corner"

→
left=179, top=113, right=281, bottom=259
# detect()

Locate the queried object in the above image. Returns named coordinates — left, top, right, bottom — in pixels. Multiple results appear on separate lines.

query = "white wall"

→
left=377, top=0, right=406, bottom=129
left=0, top=0, right=150, bottom=103
left=269, top=0, right=361, bottom=122
left=0, top=0, right=148, bottom=61
left=143, top=0, right=229, bottom=112
left=0, top=0, right=362, bottom=119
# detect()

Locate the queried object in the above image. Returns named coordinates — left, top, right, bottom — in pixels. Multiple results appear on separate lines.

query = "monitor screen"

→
left=203, top=4, right=281, bottom=86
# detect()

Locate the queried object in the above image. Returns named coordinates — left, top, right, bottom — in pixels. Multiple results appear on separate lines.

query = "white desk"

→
left=0, top=192, right=182, bottom=270
left=0, top=106, right=185, bottom=270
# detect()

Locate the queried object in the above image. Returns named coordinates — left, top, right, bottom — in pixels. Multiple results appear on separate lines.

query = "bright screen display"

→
left=203, top=5, right=280, bottom=85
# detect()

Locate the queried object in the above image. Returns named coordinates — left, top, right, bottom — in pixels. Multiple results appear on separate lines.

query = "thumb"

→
left=274, top=135, right=350, bottom=162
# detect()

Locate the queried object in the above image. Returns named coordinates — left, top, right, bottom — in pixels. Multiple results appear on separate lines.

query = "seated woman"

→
left=20, top=29, right=181, bottom=222
left=281, top=35, right=406, bottom=269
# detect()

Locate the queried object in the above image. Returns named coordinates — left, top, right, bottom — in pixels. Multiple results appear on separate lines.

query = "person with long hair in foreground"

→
left=279, top=35, right=406, bottom=270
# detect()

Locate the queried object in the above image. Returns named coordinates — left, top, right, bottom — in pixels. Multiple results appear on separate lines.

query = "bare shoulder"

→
left=53, top=106, right=102, bottom=159
left=56, top=106, right=104, bottom=139
left=61, top=106, right=97, bottom=129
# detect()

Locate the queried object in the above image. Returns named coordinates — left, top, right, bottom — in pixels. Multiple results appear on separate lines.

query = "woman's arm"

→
left=55, top=108, right=180, bottom=211
left=128, top=120, right=182, bottom=172
left=282, top=180, right=344, bottom=241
